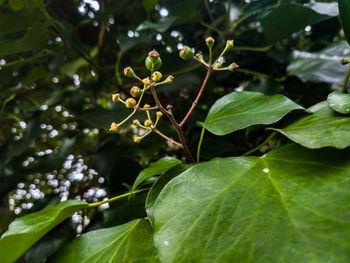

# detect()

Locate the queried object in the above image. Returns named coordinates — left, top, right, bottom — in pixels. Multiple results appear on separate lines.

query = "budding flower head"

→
left=124, top=67, right=136, bottom=78
left=125, top=98, right=137, bottom=108
left=145, top=50, right=162, bottom=71
left=205, top=36, right=215, bottom=48
left=112, top=93, right=120, bottom=102
left=226, top=40, right=234, bottom=50
left=156, top=111, right=163, bottom=118
left=341, top=58, right=350, bottom=65
left=134, top=137, right=141, bottom=144
left=133, top=119, right=140, bottom=126
left=152, top=71, right=162, bottom=82
left=142, top=77, right=151, bottom=85
left=179, top=46, right=194, bottom=60
left=109, top=122, right=119, bottom=132
left=130, top=86, right=141, bottom=97
left=144, top=119, right=153, bottom=127
left=228, top=63, right=239, bottom=71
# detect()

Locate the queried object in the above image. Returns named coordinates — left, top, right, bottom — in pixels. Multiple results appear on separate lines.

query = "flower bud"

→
left=109, top=122, right=119, bottom=132
left=195, top=51, right=204, bottom=62
left=130, top=86, right=141, bottom=97
left=125, top=98, right=137, bottom=108
left=164, top=75, right=174, bottom=83
left=228, top=63, right=239, bottom=71
left=123, top=67, right=136, bottom=78
left=205, top=36, right=215, bottom=48
left=145, top=50, right=162, bottom=71
left=226, top=40, right=234, bottom=50
left=156, top=111, right=163, bottom=118
left=142, top=77, right=151, bottom=85
left=152, top=71, right=162, bottom=82
left=112, top=93, right=120, bottom=102
left=134, top=137, right=141, bottom=144
left=133, top=119, right=140, bottom=126
left=179, top=46, right=194, bottom=60
left=341, top=58, right=350, bottom=65
left=144, top=119, right=153, bottom=127
left=143, top=104, right=150, bottom=108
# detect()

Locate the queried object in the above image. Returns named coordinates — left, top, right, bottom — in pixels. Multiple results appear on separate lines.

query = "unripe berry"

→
left=145, top=50, right=162, bottom=71
left=148, top=50, right=160, bottom=62
left=205, top=36, right=215, bottom=48
left=125, top=98, right=137, bottom=108
left=123, top=67, right=136, bottom=78
left=152, top=71, right=162, bottom=82
left=226, top=40, right=234, bottom=50
left=156, top=111, right=163, bottom=118
left=109, top=122, right=119, bottom=132
left=142, top=77, right=151, bottom=85
left=112, top=93, right=120, bottom=102
left=341, top=58, right=350, bottom=65
left=133, top=119, right=140, bottom=126
left=179, top=46, right=194, bottom=60
left=144, top=119, right=153, bottom=127
left=164, top=75, right=174, bottom=83
left=228, top=63, right=239, bottom=71
left=134, top=137, right=141, bottom=143
left=130, top=86, right=141, bottom=97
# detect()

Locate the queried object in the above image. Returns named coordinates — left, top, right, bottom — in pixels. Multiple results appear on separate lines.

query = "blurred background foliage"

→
left=0, top=0, right=347, bottom=261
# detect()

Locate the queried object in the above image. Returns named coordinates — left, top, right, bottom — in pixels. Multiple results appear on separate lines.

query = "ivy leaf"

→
left=0, top=200, right=87, bottom=263
left=151, top=144, right=350, bottom=263
left=260, top=3, right=336, bottom=43
left=8, top=0, right=25, bottom=11
left=199, top=91, right=303, bottom=136
left=52, top=219, right=159, bottom=263
left=327, top=92, right=350, bottom=114
left=136, top=16, right=177, bottom=33
left=272, top=101, right=350, bottom=149
left=287, top=41, right=350, bottom=86
left=131, top=156, right=181, bottom=192
left=339, top=0, right=350, bottom=45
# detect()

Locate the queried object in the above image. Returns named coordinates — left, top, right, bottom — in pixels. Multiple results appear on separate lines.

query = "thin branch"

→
left=153, top=129, right=183, bottom=148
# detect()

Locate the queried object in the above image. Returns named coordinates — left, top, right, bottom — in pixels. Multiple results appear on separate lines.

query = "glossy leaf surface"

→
left=199, top=91, right=303, bottom=136
left=273, top=101, right=350, bottom=149
left=131, top=156, right=181, bottom=191
left=53, top=219, right=159, bottom=263
left=0, top=200, right=87, bottom=263
left=327, top=91, right=350, bottom=114
left=151, top=144, right=350, bottom=263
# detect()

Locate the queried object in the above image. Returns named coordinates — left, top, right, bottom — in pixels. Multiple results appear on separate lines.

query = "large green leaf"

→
left=0, top=200, right=87, bottom=263
left=151, top=144, right=350, bottom=263
left=131, top=156, right=181, bottom=192
left=136, top=17, right=177, bottom=33
left=199, top=91, right=303, bottom=136
left=327, top=91, right=350, bottom=114
left=260, top=3, right=336, bottom=44
left=52, top=219, right=159, bottom=263
left=287, top=41, right=350, bottom=86
left=339, top=0, right=350, bottom=45
left=272, top=101, right=350, bottom=149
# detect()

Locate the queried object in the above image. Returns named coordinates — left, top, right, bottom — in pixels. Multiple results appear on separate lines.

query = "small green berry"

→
left=205, top=36, right=215, bottom=48
left=179, top=46, right=194, bottom=60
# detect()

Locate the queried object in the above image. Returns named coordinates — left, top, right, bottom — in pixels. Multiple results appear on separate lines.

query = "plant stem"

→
left=87, top=188, right=149, bottom=207
left=180, top=69, right=212, bottom=127
left=242, top=132, right=277, bottom=156
left=341, top=65, right=350, bottom=93
left=196, top=127, right=206, bottom=162
left=153, top=129, right=182, bottom=148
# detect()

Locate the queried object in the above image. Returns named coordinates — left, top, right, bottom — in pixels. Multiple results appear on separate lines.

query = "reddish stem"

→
left=153, top=129, right=182, bottom=148
left=179, top=69, right=212, bottom=127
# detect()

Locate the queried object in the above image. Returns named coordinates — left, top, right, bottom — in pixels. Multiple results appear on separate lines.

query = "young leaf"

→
left=339, top=0, right=350, bottom=45
left=199, top=91, right=303, bottom=136
left=327, top=91, right=350, bottom=114
left=52, top=219, right=159, bottom=263
left=151, top=144, right=350, bottom=263
left=287, top=41, right=350, bottom=86
left=272, top=101, right=350, bottom=149
left=0, top=200, right=88, bottom=263
left=260, top=3, right=336, bottom=44
left=131, top=156, right=181, bottom=192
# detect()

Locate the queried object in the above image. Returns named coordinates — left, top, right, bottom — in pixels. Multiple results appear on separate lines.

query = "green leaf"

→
left=142, top=0, right=158, bottom=13
left=151, top=144, right=350, bottom=263
left=327, top=91, right=350, bottom=114
left=0, top=200, right=87, bottom=263
left=287, top=41, right=350, bottom=86
left=146, top=164, right=192, bottom=223
left=339, top=0, right=350, bottom=45
left=131, top=156, right=181, bottom=192
left=260, top=3, right=336, bottom=44
left=52, top=219, right=159, bottom=263
left=8, top=0, right=25, bottom=11
left=199, top=91, right=303, bottom=136
left=136, top=16, right=177, bottom=33
left=0, top=21, right=48, bottom=56
left=272, top=101, right=350, bottom=149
